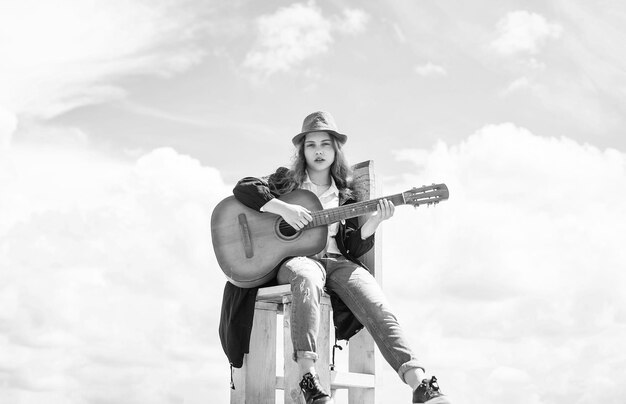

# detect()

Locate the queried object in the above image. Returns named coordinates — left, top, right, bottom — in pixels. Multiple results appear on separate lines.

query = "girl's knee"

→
left=285, top=257, right=325, bottom=280
left=285, top=257, right=325, bottom=297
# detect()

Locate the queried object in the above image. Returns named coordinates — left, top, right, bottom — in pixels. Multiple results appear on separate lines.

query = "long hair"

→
left=271, top=134, right=353, bottom=199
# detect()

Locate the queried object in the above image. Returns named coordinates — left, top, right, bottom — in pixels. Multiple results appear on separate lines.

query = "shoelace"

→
left=300, top=373, right=322, bottom=391
left=429, top=376, right=440, bottom=391
left=418, top=376, right=441, bottom=398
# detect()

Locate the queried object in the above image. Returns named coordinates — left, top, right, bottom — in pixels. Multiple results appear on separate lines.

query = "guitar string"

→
left=308, top=193, right=406, bottom=228
left=286, top=188, right=443, bottom=230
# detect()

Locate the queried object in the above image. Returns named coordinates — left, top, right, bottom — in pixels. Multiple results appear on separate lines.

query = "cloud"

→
left=491, top=11, right=562, bottom=55
left=0, top=0, right=207, bottom=120
left=392, top=23, right=408, bottom=43
left=540, top=1, right=626, bottom=136
left=243, top=2, right=369, bottom=76
left=0, top=107, right=17, bottom=150
left=382, top=123, right=626, bottom=402
left=0, top=144, right=232, bottom=403
left=503, top=76, right=532, bottom=93
left=490, top=5, right=624, bottom=134
left=335, top=8, right=369, bottom=35
left=415, top=62, right=448, bottom=77
left=499, top=76, right=545, bottom=97
left=3, top=123, right=625, bottom=403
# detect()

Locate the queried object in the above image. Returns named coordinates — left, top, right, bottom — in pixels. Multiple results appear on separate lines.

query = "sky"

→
left=1, top=0, right=625, bottom=403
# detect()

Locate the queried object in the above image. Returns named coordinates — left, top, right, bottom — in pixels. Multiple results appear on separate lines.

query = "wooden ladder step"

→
left=257, top=284, right=331, bottom=303
left=330, top=370, right=376, bottom=389
left=274, top=371, right=375, bottom=390
left=256, top=284, right=291, bottom=302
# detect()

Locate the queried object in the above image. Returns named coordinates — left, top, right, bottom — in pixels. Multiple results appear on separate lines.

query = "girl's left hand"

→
left=360, top=199, right=395, bottom=239
left=372, top=198, right=395, bottom=224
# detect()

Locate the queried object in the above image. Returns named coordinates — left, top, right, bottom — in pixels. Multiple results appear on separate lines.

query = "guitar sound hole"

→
left=276, top=219, right=300, bottom=239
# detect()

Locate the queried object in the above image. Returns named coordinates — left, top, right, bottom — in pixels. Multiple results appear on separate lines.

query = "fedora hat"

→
left=291, top=111, right=348, bottom=146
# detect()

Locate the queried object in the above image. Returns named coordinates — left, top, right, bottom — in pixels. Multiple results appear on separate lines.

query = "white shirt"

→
left=301, top=172, right=341, bottom=255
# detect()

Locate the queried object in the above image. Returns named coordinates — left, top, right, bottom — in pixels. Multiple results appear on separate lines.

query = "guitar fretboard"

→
left=305, top=193, right=406, bottom=229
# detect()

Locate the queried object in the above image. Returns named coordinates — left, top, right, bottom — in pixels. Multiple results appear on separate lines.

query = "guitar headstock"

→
left=403, top=183, right=449, bottom=207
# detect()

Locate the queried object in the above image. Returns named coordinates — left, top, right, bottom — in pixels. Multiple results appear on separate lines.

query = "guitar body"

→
left=211, top=189, right=327, bottom=288
left=211, top=182, right=449, bottom=288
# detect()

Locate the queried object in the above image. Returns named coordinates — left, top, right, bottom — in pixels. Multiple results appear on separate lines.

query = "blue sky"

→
left=1, top=1, right=626, bottom=403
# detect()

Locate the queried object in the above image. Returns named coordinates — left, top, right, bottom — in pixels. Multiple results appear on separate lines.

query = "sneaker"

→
left=412, top=376, right=450, bottom=403
left=299, top=372, right=333, bottom=404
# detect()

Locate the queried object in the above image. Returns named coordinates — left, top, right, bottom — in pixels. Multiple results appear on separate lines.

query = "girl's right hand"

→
left=261, top=199, right=312, bottom=230
left=278, top=203, right=313, bottom=230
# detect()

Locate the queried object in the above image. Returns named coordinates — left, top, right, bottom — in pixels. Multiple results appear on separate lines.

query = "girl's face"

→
left=303, top=131, right=336, bottom=173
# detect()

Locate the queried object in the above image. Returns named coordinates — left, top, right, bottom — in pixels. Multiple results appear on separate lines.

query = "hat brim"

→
left=292, top=130, right=348, bottom=146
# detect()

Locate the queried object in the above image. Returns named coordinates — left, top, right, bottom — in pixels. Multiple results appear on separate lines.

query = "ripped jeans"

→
left=276, top=254, right=423, bottom=383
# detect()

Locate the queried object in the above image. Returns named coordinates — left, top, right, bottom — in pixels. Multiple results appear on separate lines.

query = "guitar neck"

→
left=305, top=193, right=406, bottom=229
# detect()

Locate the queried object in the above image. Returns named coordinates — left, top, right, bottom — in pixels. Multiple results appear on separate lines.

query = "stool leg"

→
left=348, top=330, right=376, bottom=404
left=282, top=299, right=305, bottom=403
left=317, top=297, right=332, bottom=391
left=231, top=301, right=277, bottom=404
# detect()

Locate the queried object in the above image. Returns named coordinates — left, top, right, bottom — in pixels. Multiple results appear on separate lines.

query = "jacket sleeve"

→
left=232, top=176, right=275, bottom=211
left=232, top=167, right=290, bottom=211
left=342, top=216, right=375, bottom=258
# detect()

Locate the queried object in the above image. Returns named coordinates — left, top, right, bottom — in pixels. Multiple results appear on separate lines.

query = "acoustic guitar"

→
left=211, top=184, right=449, bottom=287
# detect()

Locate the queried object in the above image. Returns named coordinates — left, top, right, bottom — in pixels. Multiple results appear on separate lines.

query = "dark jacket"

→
left=218, top=167, right=375, bottom=368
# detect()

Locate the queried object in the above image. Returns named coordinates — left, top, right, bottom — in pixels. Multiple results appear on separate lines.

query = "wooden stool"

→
left=230, top=161, right=382, bottom=404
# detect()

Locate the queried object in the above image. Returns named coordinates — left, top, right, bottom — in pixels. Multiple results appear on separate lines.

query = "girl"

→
left=230, top=111, right=450, bottom=404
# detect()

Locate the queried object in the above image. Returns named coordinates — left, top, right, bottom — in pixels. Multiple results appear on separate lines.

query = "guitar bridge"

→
left=238, top=214, right=254, bottom=258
